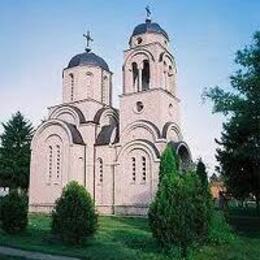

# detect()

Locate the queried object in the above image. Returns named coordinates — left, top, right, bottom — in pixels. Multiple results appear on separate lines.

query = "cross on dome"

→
left=83, top=30, right=94, bottom=52
left=145, top=5, right=152, bottom=21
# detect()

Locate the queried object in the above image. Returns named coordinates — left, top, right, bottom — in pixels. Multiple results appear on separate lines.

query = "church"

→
left=29, top=13, right=192, bottom=215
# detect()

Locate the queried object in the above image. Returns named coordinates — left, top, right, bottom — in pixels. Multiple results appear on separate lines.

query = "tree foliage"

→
left=51, top=181, right=98, bottom=245
left=149, top=145, right=213, bottom=257
left=159, top=143, right=179, bottom=181
left=0, top=112, right=33, bottom=190
left=1, top=190, right=28, bottom=234
left=203, top=31, right=260, bottom=205
left=196, top=159, right=208, bottom=187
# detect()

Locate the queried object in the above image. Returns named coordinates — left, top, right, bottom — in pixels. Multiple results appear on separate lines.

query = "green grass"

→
left=0, top=213, right=259, bottom=260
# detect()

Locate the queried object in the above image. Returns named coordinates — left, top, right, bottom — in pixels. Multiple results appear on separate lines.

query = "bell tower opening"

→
left=142, top=60, right=150, bottom=91
left=132, top=62, right=139, bottom=92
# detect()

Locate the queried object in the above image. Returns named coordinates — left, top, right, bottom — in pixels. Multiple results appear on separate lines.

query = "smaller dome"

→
left=67, top=51, right=109, bottom=71
left=131, top=19, right=169, bottom=41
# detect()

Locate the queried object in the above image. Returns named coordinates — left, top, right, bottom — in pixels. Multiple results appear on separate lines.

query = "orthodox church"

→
left=29, top=13, right=192, bottom=215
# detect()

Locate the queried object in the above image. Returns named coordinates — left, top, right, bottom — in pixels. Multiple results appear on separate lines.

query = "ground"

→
left=0, top=210, right=259, bottom=259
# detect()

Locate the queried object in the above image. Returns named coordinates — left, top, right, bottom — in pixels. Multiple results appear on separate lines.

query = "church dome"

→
left=67, top=51, right=110, bottom=71
left=131, top=19, right=169, bottom=41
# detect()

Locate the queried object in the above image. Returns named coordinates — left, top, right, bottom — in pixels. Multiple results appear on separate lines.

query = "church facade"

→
left=29, top=16, right=192, bottom=215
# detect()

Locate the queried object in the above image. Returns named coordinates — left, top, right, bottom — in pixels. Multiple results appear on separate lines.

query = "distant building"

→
left=210, top=174, right=225, bottom=199
left=29, top=14, right=192, bottom=215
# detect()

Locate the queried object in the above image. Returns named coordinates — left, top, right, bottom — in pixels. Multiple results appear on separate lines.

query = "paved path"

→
left=0, top=246, right=80, bottom=260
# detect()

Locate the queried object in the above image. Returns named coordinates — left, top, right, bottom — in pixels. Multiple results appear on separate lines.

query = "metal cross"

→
left=145, top=5, right=151, bottom=19
left=83, top=31, right=93, bottom=51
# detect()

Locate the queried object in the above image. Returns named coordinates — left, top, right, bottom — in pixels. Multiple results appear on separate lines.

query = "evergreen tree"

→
left=196, top=159, right=208, bottom=187
left=0, top=112, right=33, bottom=190
left=204, top=31, right=260, bottom=208
left=159, top=143, right=179, bottom=181
left=51, top=181, right=98, bottom=245
left=149, top=145, right=212, bottom=257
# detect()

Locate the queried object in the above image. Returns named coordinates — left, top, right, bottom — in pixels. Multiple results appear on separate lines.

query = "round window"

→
left=135, top=101, right=144, bottom=113
left=136, top=37, right=143, bottom=45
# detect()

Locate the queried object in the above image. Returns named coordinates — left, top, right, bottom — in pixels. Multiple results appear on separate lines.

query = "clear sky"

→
left=0, top=0, right=259, bottom=174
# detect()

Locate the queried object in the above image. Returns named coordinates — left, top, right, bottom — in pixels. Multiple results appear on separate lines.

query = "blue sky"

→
left=0, top=0, right=259, bottom=174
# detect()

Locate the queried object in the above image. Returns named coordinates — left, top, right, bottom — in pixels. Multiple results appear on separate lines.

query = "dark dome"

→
left=131, top=20, right=169, bottom=41
left=67, top=51, right=109, bottom=71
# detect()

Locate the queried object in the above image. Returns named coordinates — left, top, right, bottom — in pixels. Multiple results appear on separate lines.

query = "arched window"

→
left=142, top=60, right=150, bottom=91
left=142, top=156, right=147, bottom=182
left=56, top=145, right=61, bottom=179
left=98, top=158, right=103, bottom=183
left=48, top=146, right=53, bottom=181
left=86, top=72, right=93, bottom=97
left=132, top=62, right=138, bottom=92
left=69, top=74, right=74, bottom=101
left=131, top=157, right=136, bottom=182
left=102, top=76, right=108, bottom=104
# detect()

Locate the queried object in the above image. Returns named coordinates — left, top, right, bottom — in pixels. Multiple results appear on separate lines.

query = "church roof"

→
left=67, top=51, right=110, bottom=71
left=96, top=125, right=119, bottom=145
left=65, top=123, right=85, bottom=145
left=131, top=19, right=169, bottom=41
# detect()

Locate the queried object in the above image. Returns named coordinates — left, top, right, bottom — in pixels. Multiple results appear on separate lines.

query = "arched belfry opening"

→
left=132, top=62, right=138, bottom=91
left=142, top=60, right=150, bottom=91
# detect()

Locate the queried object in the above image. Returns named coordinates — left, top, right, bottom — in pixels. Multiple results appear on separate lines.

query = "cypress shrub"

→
left=51, top=181, right=98, bottom=245
left=148, top=145, right=214, bottom=256
left=194, top=159, right=213, bottom=241
left=1, top=190, right=28, bottom=234
left=149, top=172, right=198, bottom=256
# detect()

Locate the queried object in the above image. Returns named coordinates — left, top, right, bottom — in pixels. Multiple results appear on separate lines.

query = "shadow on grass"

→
left=229, top=215, right=260, bottom=239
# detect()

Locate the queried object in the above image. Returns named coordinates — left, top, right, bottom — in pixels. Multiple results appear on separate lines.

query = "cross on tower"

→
left=83, top=31, right=93, bottom=52
left=145, top=5, right=151, bottom=20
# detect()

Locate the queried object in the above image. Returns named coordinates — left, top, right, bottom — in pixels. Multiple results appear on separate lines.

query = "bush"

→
left=0, top=197, right=3, bottom=220
left=208, top=211, right=235, bottom=245
left=1, top=190, right=28, bottom=233
left=51, top=181, right=98, bottom=245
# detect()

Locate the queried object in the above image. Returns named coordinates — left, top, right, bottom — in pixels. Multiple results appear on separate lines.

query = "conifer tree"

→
left=0, top=112, right=33, bottom=190
left=159, top=143, right=179, bottom=181
left=196, top=159, right=208, bottom=187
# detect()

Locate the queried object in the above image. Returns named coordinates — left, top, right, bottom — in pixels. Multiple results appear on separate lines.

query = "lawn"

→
left=0, top=212, right=259, bottom=260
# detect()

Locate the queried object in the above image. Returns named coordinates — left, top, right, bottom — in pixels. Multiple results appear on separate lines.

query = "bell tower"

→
left=120, top=12, right=180, bottom=136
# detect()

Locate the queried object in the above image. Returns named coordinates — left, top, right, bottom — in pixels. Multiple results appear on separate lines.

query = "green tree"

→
left=1, top=190, right=28, bottom=234
left=196, top=159, right=208, bottom=187
left=0, top=112, right=33, bottom=190
left=203, top=31, right=260, bottom=209
left=51, top=181, right=98, bottom=245
left=159, top=143, right=179, bottom=181
left=149, top=145, right=212, bottom=257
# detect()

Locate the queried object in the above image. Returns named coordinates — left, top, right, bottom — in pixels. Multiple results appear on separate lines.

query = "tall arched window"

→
left=131, top=157, right=136, bottom=182
left=142, top=60, right=150, bottom=91
left=69, top=74, right=74, bottom=101
left=142, top=156, right=147, bottom=182
left=56, top=145, right=61, bottom=179
left=102, top=76, right=108, bottom=104
left=132, top=62, right=138, bottom=92
left=98, top=158, right=103, bottom=183
left=48, top=146, right=53, bottom=181
left=86, top=72, right=93, bottom=97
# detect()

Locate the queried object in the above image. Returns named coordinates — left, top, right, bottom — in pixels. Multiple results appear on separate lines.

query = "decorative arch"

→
left=169, top=141, right=192, bottom=170
left=162, top=121, right=182, bottom=140
left=93, top=107, right=119, bottom=125
left=31, top=119, right=84, bottom=150
left=124, top=49, right=155, bottom=68
left=117, top=139, right=160, bottom=162
left=121, top=120, right=161, bottom=142
left=49, top=105, right=86, bottom=127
